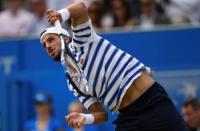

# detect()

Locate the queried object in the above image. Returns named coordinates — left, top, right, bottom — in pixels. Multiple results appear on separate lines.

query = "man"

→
left=40, top=1, right=189, bottom=130
left=182, top=98, right=200, bottom=131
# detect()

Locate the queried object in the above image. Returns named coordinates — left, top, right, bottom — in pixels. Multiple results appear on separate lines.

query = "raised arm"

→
left=47, top=1, right=89, bottom=27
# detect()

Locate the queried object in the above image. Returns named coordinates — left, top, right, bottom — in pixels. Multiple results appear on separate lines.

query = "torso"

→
left=66, top=19, right=152, bottom=112
left=119, top=70, right=155, bottom=110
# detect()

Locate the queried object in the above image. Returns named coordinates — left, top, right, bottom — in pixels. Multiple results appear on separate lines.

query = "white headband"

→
left=40, top=27, right=70, bottom=43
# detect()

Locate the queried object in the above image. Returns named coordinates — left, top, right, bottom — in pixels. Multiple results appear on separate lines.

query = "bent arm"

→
left=67, top=1, right=89, bottom=26
left=66, top=102, right=108, bottom=128
left=88, top=102, right=108, bottom=124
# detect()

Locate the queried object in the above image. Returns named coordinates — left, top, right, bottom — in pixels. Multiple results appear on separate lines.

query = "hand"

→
left=65, top=112, right=85, bottom=128
left=46, top=9, right=62, bottom=25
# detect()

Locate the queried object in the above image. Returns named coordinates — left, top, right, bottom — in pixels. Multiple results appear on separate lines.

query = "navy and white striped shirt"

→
left=66, top=20, right=146, bottom=112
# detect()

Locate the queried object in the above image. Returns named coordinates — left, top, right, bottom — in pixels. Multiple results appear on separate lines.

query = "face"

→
left=112, top=0, right=126, bottom=20
left=182, top=106, right=199, bottom=128
left=32, top=0, right=46, bottom=17
left=88, top=1, right=102, bottom=24
left=140, top=0, right=155, bottom=14
left=9, top=0, right=22, bottom=11
left=35, top=103, right=51, bottom=115
left=41, top=33, right=61, bottom=61
left=69, top=103, right=84, bottom=113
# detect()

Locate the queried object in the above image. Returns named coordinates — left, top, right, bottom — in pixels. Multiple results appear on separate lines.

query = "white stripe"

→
left=107, top=53, right=130, bottom=88
left=89, top=40, right=107, bottom=96
left=73, top=29, right=91, bottom=37
left=103, top=57, right=130, bottom=106
left=95, top=40, right=111, bottom=95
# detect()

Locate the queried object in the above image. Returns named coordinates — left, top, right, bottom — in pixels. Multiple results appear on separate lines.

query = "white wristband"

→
left=81, top=113, right=94, bottom=124
left=58, top=8, right=70, bottom=23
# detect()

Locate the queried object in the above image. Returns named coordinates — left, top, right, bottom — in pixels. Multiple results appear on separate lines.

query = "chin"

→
left=52, top=55, right=61, bottom=61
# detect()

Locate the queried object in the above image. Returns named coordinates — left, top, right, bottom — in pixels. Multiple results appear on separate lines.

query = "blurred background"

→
left=0, top=0, right=200, bottom=131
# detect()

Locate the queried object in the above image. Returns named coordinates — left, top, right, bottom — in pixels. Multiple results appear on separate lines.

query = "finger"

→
left=76, top=121, right=81, bottom=128
left=47, top=12, right=58, bottom=18
left=68, top=119, right=74, bottom=128
left=66, top=112, right=77, bottom=122
left=48, top=16, right=60, bottom=24
left=47, top=13, right=58, bottom=21
left=68, top=112, right=79, bottom=118
left=46, top=10, right=57, bottom=20
left=71, top=120, right=77, bottom=128
left=65, top=115, right=69, bottom=123
left=49, top=15, right=60, bottom=22
left=46, top=9, right=55, bottom=14
left=66, top=115, right=72, bottom=122
left=75, top=120, right=80, bottom=128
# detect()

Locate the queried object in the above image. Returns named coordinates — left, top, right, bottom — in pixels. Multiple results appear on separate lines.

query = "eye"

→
left=42, top=42, right=46, bottom=48
left=48, top=37, right=54, bottom=43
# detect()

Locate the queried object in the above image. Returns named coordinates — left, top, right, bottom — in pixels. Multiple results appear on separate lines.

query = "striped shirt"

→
left=65, top=20, right=146, bottom=112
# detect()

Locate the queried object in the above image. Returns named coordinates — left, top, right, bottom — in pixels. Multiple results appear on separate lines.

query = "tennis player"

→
left=40, top=1, right=189, bottom=131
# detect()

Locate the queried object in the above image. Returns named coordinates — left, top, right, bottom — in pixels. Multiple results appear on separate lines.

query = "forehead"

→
left=42, top=33, right=59, bottom=42
left=183, top=106, right=195, bottom=112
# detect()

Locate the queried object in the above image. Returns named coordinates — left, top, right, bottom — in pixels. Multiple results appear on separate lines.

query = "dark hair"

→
left=34, top=92, right=52, bottom=104
left=183, top=98, right=200, bottom=110
left=112, top=0, right=132, bottom=27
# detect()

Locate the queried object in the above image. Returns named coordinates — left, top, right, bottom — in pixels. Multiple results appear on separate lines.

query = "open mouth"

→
left=49, top=49, right=55, bottom=56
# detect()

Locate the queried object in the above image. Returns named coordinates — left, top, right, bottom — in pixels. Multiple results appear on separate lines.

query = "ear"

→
left=64, top=36, right=72, bottom=44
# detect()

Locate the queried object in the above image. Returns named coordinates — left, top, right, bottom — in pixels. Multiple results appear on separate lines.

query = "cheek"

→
left=55, top=41, right=61, bottom=49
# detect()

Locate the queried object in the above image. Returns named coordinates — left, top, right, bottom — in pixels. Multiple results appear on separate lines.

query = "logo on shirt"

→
left=80, top=59, right=84, bottom=65
left=68, top=63, right=78, bottom=75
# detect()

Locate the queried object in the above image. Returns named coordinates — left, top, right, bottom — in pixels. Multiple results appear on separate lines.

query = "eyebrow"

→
left=42, top=34, right=56, bottom=44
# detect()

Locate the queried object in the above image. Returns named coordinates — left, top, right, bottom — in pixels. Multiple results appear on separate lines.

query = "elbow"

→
left=103, top=111, right=108, bottom=122
left=105, top=113, right=108, bottom=122
left=78, top=1, right=87, bottom=10
left=69, top=1, right=88, bottom=19
left=77, top=2, right=87, bottom=16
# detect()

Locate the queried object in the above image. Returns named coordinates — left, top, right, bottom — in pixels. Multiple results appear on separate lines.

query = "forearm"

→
left=65, top=1, right=89, bottom=26
left=66, top=102, right=108, bottom=128
left=88, top=102, right=108, bottom=124
left=91, top=111, right=108, bottom=124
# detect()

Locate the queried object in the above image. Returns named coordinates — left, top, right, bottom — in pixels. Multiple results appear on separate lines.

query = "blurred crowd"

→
left=24, top=92, right=98, bottom=131
left=0, top=0, right=200, bottom=37
left=24, top=92, right=200, bottom=131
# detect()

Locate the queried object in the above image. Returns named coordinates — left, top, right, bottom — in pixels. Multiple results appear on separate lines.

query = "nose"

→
left=46, top=42, right=52, bottom=50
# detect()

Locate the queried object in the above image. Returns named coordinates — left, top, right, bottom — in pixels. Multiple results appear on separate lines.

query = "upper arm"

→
left=67, top=1, right=89, bottom=26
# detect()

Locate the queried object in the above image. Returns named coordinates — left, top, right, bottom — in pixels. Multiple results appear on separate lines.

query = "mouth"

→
left=49, top=49, right=55, bottom=57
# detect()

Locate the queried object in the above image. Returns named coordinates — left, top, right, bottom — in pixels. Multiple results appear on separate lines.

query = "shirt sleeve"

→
left=71, top=19, right=99, bottom=47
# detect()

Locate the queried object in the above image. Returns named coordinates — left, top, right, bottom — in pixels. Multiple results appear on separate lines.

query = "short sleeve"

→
left=71, top=19, right=99, bottom=47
